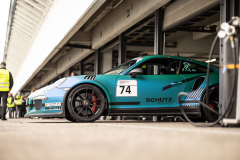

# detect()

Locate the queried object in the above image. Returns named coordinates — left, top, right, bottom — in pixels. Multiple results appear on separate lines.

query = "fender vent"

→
left=184, top=86, right=205, bottom=99
left=192, top=77, right=205, bottom=91
left=84, top=75, right=96, bottom=80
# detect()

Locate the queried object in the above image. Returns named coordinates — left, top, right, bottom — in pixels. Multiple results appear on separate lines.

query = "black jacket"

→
left=0, top=67, right=14, bottom=92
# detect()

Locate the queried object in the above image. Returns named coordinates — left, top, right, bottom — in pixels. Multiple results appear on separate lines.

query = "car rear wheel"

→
left=202, top=85, right=219, bottom=122
left=67, top=84, right=105, bottom=122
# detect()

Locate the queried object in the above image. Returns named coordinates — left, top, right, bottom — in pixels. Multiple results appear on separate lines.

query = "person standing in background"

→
left=0, top=62, right=14, bottom=120
left=24, top=96, right=28, bottom=114
left=15, top=92, right=23, bottom=118
left=21, top=96, right=27, bottom=117
left=7, top=93, right=15, bottom=118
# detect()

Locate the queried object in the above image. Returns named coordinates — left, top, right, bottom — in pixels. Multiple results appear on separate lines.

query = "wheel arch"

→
left=199, top=73, right=219, bottom=100
left=72, top=81, right=111, bottom=101
left=200, top=83, right=219, bottom=100
left=200, top=84, right=219, bottom=122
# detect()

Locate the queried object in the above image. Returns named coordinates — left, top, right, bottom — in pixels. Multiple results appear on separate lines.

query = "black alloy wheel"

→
left=202, top=85, right=219, bottom=122
left=67, top=84, right=105, bottom=122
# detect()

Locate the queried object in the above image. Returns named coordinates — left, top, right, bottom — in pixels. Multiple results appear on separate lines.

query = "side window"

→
left=127, top=58, right=180, bottom=75
left=181, top=61, right=207, bottom=74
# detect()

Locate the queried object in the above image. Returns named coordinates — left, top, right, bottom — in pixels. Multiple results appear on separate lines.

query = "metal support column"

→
left=118, top=33, right=126, bottom=65
left=154, top=7, right=164, bottom=56
left=220, top=0, right=239, bottom=115
left=95, top=49, right=101, bottom=75
left=117, top=33, right=126, bottom=121
left=68, top=69, right=71, bottom=77
left=154, top=7, right=164, bottom=122
left=69, top=67, right=73, bottom=76
left=79, top=61, right=84, bottom=75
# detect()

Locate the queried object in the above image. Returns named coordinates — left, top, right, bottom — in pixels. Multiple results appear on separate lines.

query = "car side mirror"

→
left=129, top=68, right=143, bottom=78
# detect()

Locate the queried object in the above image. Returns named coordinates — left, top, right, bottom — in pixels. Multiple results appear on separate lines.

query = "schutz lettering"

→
left=146, top=98, right=172, bottom=103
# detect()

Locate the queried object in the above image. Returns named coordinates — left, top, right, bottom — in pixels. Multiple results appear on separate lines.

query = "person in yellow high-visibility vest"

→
left=7, top=93, right=15, bottom=118
left=0, top=62, right=14, bottom=120
left=15, top=92, right=23, bottom=118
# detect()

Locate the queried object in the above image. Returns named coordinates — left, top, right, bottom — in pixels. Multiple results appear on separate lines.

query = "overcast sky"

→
left=0, top=1, right=10, bottom=62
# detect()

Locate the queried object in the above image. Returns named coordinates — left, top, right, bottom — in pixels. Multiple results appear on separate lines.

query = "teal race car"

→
left=25, top=55, right=219, bottom=122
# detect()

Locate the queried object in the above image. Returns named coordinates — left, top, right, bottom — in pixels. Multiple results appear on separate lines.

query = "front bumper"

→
left=25, top=87, right=69, bottom=118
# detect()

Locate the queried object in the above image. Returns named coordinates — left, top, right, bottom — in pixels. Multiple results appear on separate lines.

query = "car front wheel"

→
left=67, top=84, right=105, bottom=122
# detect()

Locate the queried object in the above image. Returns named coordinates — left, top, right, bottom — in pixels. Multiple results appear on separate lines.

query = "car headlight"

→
left=47, top=78, right=67, bottom=91
left=33, top=96, right=48, bottom=100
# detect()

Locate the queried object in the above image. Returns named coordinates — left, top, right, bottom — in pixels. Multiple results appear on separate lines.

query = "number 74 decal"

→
left=116, top=80, right=138, bottom=97
left=120, top=86, right=131, bottom=94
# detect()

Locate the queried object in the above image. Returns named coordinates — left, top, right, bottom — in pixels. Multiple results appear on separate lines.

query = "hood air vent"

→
left=84, top=75, right=96, bottom=80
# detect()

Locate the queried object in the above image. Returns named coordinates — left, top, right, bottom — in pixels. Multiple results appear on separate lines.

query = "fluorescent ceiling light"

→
left=205, top=58, right=216, bottom=63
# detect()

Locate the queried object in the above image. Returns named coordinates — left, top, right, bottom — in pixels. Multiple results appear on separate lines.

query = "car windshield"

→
left=103, top=59, right=137, bottom=75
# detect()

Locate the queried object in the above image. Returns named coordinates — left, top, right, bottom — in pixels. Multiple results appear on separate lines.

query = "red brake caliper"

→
left=92, top=94, right=97, bottom=113
left=209, top=103, right=214, bottom=109
left=209, top=103, right=214, bottom=114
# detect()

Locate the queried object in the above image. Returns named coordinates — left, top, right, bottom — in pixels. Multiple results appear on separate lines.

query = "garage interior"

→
left=96, top=4, right=221, bottom=76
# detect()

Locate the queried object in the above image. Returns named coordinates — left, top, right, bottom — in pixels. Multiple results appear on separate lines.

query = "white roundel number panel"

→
left=116, top=80, right=138, bottom=97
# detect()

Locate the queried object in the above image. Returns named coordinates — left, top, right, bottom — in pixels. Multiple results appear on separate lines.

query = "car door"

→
left=114, top=58, right=185, bottom=111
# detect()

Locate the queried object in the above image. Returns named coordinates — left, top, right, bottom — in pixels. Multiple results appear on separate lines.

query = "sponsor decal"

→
left=182, top=62, right=191, bottom=72
left=146, top=98, right=172, bottom=104
left=45, top=106, right=62, bottom=111
left=45, top=102, right=61, bottom=106
left=162, top=75, right=203, bottom=91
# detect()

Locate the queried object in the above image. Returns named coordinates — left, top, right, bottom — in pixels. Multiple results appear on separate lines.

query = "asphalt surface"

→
left=0, top=119, right=240, bottom=160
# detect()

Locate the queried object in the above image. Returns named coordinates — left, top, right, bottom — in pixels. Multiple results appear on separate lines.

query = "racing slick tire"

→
left=65, top=104, right=77, bottom=122
left=67, top=84, right=105, bottom=122
left=202, top=85, right=219, bottom=122
left=65, top=114, right=77, bottom=122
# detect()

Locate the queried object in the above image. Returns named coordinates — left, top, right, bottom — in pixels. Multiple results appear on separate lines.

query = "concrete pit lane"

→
left=0, top=119, right=240, bottom=160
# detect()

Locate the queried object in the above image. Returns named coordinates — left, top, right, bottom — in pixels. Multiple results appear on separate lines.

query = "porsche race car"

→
left=26, top=55, right=219, bottom=122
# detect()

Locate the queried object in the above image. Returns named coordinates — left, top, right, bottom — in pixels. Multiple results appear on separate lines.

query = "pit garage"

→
left=2, top=0, right=240, bottom=159
left=13, top=0, right=221, bottom=90
left=25, top=1, right=221, bottom=88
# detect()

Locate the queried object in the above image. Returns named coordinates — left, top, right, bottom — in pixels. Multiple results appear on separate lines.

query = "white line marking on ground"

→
left=97, top=123, right=240, bottom=137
